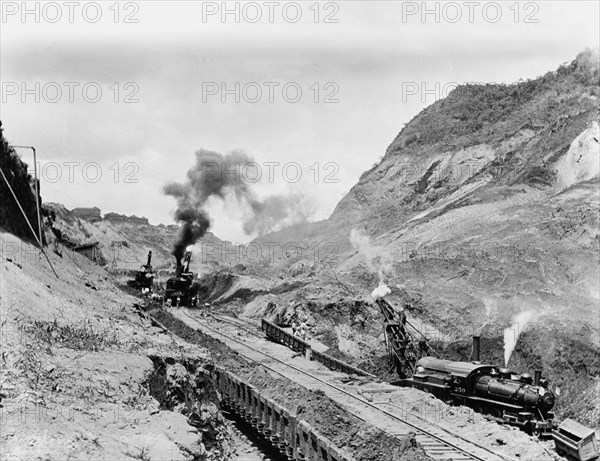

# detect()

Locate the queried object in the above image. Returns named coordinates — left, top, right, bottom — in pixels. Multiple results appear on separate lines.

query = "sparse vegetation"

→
left=125, top=446, right=151, bottom=461
left=0, top=121, right=43, bottom=244
left=18, top=317, right=149, bottom=352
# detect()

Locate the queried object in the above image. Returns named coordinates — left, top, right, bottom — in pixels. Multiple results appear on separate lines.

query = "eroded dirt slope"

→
left=0, top=232, right=234, bottom=460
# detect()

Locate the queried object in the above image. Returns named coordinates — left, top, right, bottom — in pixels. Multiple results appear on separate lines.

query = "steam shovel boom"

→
left=374, top=297, right=432, bottom=378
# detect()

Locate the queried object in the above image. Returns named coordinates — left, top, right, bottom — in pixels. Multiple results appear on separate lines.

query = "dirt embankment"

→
left=196, top=271, right=268, bottom=306
left=144, top=355, right=233, bottom=459
left=0, top=231, right=233, bottom=461
left=149, top=308, right=432, bottom=461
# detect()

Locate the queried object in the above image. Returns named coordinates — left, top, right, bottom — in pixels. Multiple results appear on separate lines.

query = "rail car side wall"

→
left=261, top=319, right=376, bottom=378
left=216, top=368, right=353, bottom=461
left=261, top=319, right=310, bottom=354
left=553, top=419, right=599, bottom=461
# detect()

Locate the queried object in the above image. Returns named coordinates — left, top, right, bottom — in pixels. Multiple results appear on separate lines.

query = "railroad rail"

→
left=208, top=314, right=376, bottom=378
left=176, top=309, right=512, bottom=461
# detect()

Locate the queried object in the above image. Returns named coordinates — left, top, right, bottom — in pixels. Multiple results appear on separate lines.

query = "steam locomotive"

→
left=165, top=251, right=199, bottom=307
left=397, top=357, right=556, bottom=436
left=127, top=251, right=154, bottom=290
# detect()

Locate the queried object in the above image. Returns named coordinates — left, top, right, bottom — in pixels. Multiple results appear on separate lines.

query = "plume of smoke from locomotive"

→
left=371, top=280, right=391, bottom=299
left=171, top=208, right=210, bottom=262
left=166, top=148, right=316, bottom=243
left=350, top=229, right=393, bottom=283
left=503, top=310, right=536, bottom=366
left=243, top=194, right=314, bottom=236
left=183, top=149, right=253, bottom=202
left=163, top=148, right=252, bottom=261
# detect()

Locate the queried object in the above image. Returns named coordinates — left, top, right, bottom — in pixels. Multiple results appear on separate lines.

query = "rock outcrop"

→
left=555, top=121, right=600, bottom=191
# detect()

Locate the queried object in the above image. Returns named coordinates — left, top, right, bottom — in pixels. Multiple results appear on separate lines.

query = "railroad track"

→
left=176, top=309, right=513, bottom=461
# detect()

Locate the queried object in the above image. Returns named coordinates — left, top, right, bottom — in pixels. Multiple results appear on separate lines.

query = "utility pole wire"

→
left=0, top=165, right=59, bottom=279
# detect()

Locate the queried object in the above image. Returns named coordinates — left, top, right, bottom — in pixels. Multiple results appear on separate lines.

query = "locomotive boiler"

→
left=399, top=357, right=556, bottom=436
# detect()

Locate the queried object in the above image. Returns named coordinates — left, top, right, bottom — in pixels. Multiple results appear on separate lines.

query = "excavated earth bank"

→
left=143, top=355, right=232, bottom=460
left=149, top=308, right=432, bottom=461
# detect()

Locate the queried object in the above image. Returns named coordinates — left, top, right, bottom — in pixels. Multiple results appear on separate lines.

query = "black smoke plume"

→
left=164, top=149, right=252, bottom=258
left=165, top=148, right=314, bottom=253
left=172, top=209, right=210, bottom=261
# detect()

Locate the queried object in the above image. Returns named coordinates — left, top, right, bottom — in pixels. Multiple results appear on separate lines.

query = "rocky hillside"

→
left=43, top=203, right=227, bottom=277
left=222, top=48, right=600, bottom=426
left=331, top=48, right=599, bottom=234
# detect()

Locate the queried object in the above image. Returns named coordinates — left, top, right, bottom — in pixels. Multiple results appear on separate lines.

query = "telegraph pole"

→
left=12, top=145, right=42, bottom=245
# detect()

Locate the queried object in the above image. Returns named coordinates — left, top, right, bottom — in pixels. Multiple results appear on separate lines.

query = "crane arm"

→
left=374, top=298, right=430, bottom=378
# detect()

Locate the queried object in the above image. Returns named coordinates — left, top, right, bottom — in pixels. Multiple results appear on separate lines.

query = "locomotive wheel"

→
left=490, top=408, right=503, bottom=419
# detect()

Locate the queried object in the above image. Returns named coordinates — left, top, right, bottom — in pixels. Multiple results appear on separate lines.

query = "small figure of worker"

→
left=291, top=321, right=298, bottom=336
left=298, top=321, right=307, bottom=340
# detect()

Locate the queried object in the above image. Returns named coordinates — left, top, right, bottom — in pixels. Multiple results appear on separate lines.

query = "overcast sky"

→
left=1, top=1, right=598, bottom=242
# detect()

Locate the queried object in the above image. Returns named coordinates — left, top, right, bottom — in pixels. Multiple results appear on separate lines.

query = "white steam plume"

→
left=503, top=310, right=536, bottom=366
left=350, top=229, right=393, bottom=282
left=371, top=280, right=391, bottom=300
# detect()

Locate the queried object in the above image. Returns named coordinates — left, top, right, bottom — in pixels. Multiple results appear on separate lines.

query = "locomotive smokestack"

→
left=146, top=251, right=152, bottom=267
left=472, top=335, right=481, bottom=362
left=176, top=256, right=182, bottom=277
left=534, top=370, right=542, bottom=386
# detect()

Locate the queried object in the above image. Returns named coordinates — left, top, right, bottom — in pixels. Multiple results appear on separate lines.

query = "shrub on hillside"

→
left=391, top=48, right=599, bottom=152
left=0, top=121, right=44, bottom=244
